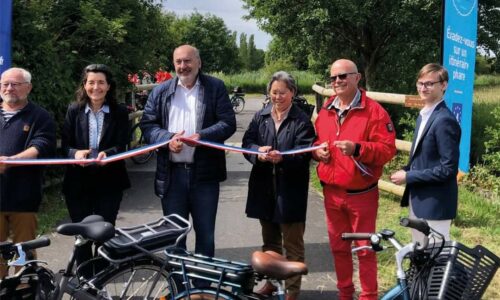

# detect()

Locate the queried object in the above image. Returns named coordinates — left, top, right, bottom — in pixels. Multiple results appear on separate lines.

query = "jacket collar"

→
left=259, top=102, right=303, bottom=118
left=325, top=89, right=366, bottom=111
left=410, top=101, right=447, bottom=158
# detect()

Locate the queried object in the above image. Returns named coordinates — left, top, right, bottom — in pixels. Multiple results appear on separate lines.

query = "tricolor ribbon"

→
left=179, top=137, right=325, bottom=156
left=0, top=138, right=322, bottom=166
left=351, top=157, right=374, bottom=177
left=0, top=139, right=171, bottom=166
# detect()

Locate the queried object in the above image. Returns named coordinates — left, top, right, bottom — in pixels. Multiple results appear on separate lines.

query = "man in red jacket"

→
left=313, top=59, right=396, bottom=300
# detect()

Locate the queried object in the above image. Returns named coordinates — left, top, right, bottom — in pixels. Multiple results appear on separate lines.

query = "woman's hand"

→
left=267, top=150, right=283, bottom=164
left=257, top=146, right=272, bottom=162
left=96, top=151, right=107, bottom=165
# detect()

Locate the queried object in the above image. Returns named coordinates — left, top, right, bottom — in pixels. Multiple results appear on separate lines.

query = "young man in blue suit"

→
left=390, top=63, right=461, bottom=243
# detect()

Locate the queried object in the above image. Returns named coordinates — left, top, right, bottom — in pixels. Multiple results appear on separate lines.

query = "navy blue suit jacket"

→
left=139, top=74, right=236, bottom=198
left=400, top=101, right=461, bottom=220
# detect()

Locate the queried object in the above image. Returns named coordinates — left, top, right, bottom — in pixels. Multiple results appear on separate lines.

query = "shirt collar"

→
left=177, top=78, right=200, bottom=90
left=328, top=89, right=361, bottom=110
left=420, top=99, right=443, bottom=118
left=85, top=103, right=110, bottom=114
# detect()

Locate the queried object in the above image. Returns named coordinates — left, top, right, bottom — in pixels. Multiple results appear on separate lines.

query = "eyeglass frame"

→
left=416, top=80, right=443, bottom=89
left=0, top=82, right=30, bottom=89
left=330, top=72, right=358, bottom=82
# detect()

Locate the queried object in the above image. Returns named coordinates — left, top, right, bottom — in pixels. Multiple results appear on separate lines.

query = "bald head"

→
left=331, top=59, right=358, bottom=74
left=329, top=59, right=361, bottom=103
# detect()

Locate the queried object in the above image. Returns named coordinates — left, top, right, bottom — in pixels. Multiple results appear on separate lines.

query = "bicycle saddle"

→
left=57, top=215, right=115, bottom=243
left=251, top=250, right=308, bottom=280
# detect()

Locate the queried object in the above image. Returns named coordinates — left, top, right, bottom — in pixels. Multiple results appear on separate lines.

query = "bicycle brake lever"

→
left=9, top=244, right=27, bottom=266
left=351, top=245, right=388, bottom=253
left=351, top=245, right=372, bottom=253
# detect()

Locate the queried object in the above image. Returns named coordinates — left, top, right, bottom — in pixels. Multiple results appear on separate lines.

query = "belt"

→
left=346, top=182, right=378, bottom=194
left=170, top=162, right=194, bottom=169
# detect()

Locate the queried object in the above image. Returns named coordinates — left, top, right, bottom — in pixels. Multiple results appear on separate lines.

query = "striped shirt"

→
left=85, top=104, right=109, bottom=150
left=0, top=107, right=19, bottom=122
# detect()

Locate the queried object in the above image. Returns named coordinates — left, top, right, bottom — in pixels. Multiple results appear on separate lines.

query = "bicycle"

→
left=1, top=213, right=307, bottom=300
left=97, top=218, right=309, bottom=300
left=128, top=121, right=155, bottom=164
left=342, top=218, right=500, bottom=300
left=230, top=87, right=245, bottom=114
left=0, top=214, right=191, bottom=299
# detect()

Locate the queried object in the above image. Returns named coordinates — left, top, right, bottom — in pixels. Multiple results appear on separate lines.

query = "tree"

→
left=478, top=0, right=500, bottom=72
left=12, top=0, right=176, bottom=123
left=238, top=34, right=264, bottom=71
left=243, top=0, right=446, bottom=91
left=172, top=12, right=240, bottom=73
left=247, top=35, right=265, bottom=70
left=239, top=33, right=249, bottom=70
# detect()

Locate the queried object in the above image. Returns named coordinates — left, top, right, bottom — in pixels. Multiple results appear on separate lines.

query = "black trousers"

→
left=64, top=189, right=123, bottom=277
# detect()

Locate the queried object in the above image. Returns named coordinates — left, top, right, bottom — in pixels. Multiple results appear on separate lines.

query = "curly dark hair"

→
left=75, top=64, right=117, bottom=107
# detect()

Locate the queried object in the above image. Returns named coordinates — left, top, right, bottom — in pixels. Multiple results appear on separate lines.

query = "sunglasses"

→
left=330, top=72, right=357, bottom=82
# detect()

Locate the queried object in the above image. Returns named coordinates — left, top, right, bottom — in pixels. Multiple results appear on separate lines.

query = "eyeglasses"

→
left=0, top=82, right=29, bottom=89
left=330, top=72, right=357, bottom=82
left=416, top=80, right=442, bottom=89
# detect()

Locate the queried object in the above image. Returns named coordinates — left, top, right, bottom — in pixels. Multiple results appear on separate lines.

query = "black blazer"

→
left=400, top=101, right=461, bottom=220
left=242, top=104, right=315, bottom=223
left=61, top=102, right=131, bottom=195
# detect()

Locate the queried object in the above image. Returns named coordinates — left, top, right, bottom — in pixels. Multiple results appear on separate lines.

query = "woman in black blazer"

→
left=62, top=64, right=130, bottom=275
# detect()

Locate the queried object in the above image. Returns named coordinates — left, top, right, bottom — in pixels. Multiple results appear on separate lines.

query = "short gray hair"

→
left=2, top=67, right=32, bottom=83
left=267, top=71, right=297, bottom=96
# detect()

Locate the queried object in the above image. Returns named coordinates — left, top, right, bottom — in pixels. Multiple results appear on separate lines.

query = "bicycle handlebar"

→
left=20, top=236, right=51, bottom=251
left=341, top=233, right=373, bottom=240
left=400, top=217, right=430, bottom=236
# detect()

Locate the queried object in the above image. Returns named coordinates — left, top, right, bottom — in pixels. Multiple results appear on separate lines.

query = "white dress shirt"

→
left=168, top=80, right=199, bottom=163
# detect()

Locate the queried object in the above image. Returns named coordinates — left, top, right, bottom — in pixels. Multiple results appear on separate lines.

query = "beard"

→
left=1, top=95, right=26, bottom=106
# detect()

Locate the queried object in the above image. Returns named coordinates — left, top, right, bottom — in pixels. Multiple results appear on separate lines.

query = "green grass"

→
left=37, top=183, right=68, bottom=234
left=474, top=74, right=500, bottom=88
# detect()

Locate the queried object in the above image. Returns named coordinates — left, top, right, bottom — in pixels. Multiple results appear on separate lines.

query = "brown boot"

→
left=256, top=281, right=277, bottom=296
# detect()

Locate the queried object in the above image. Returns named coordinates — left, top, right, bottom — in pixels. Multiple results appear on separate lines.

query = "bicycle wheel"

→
left=129, top=123, right=154, bottom=164
left=92, top=258, right=176, bottom=300
left=232, top=97, right=245, bottom=114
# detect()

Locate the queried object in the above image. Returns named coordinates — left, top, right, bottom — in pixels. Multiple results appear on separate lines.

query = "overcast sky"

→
left=163, top=0, right=271, bottom=50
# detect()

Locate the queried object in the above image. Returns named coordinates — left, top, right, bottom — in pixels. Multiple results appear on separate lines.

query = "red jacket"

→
left=314, top=90, right=396, bottom=190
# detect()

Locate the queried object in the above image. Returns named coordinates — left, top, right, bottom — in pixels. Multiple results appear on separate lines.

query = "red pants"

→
left=323, top=185, right=378, bottom=300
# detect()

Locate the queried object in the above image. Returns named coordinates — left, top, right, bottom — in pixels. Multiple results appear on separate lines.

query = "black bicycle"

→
left=230, top=87, right=245, bottom=114
left=1, top=214, right=309, bottom=300
left=0, top=214, right=191, bottom=299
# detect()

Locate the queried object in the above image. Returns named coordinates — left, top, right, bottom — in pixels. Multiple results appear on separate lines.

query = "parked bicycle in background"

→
left=230, top=86, right=245, bottom=114
left=127, top=91, right=154, bottom=164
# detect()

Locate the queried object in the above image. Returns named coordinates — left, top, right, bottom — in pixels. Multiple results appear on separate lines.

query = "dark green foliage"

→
left=12, top=0, right=176, bottom=125
left=172, top=12, right=239, bottom=74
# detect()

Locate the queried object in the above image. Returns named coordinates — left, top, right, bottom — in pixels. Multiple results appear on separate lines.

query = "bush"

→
left=213, top=69, right=323, bottom=95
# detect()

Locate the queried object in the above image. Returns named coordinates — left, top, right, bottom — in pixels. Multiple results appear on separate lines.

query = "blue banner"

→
left=0, top=0, right=13, bottom=75
left=442, top=0, right=477, bottom=173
